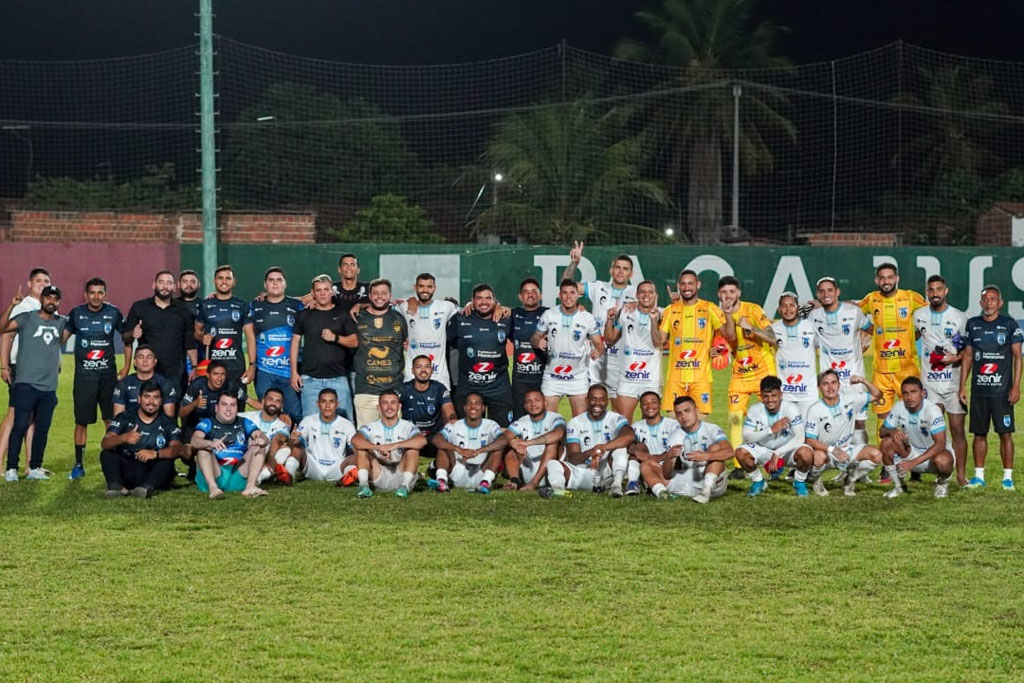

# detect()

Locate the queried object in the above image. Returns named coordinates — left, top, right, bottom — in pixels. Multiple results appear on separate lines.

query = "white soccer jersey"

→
left=771, top=319, right=818, bottom=403
left=804, top=392, right=871, bottom=448
left=399, top=299, right=458, bottom=389
left=743, top=401, right=804, bottom=451
left=883, top=399, right=946, bottom=452
left=913, top=305, right=967, bottom=393
left=666, top=420, right=729, bottom=455
left=358, top=418, right=422, bottom=464
left=807, top=303, right=869, bottom=385
left=584, top=281, right=636, bottom=354
left=508, top=411, right=565, bottom=442
left=566, top=410, right=629, bottom=450
left=616, top=307, right=662, bottom=390
left=631, top=417, right=680, bottom=456
left=240, top=410, right=289, bottom=440
left=297, top=414, right=356, bottom=467
left=439, top=418, right=504, bottom=451
left=536, top=308, right=601, bottom=385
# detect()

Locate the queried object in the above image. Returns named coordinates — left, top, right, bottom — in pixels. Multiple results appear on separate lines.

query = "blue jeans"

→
left=8, top=384, right=58, bottom=471
left=300, top=375, right=353, bottom=421
left=255, top=371, right=303, bottom=424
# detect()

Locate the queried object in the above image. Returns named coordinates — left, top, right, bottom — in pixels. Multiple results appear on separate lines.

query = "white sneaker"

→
left=25, top=468, right=50, bottom=481
left=934, top=482, right=949, bottom=499
left=692, top=490, right=710, bottom=504
left=4, top=469, right=18, bottom=482
left=883, top=486, right=904, bottom=499
left=843, top=480, right=857, bottom=497
left=812, top=480, right=829, bottom=497
left=609, top=482, right=624, bottom=499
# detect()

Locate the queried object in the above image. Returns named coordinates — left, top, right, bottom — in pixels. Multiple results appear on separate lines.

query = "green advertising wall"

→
left=181, top=244, right=1024, bottom=318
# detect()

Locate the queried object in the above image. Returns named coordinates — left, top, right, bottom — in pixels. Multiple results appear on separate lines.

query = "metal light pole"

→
left=199, top=0, right=217, bottom=289
left=731, top=84, right=741, bottom=234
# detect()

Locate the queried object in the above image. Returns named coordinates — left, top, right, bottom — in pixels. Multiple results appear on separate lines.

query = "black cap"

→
left=40, top=285, right=62, bottom=299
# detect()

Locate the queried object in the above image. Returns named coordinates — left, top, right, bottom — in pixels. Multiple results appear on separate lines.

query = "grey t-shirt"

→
left=13, top=311, right=67, bottom=392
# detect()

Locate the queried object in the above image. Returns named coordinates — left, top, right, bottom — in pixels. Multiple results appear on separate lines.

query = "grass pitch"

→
left=2, top=358, right=1023, bottom=681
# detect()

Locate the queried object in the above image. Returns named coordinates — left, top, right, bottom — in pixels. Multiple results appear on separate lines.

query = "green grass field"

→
left=2, top=357, right=1024, bottom=680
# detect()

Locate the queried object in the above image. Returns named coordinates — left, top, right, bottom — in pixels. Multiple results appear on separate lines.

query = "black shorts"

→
left=73, top=373, right=117, bottom=425
left=511, top=379, right=543, bottom=421
left=454, top=381, right=513, bottom=428
left=970, top=393, right=1015, bottom=435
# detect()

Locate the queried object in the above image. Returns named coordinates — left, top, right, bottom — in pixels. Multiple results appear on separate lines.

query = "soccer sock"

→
left=545, top=461, right=566, bottom=490
left=974, top=467, right=985, bottom=481
left=626, top=460, right=640, bottom=484
left=936, top=474, right=950, bottom=485
left=358, top=469, right=369, bottom=487
left=794, top=469, right=809, bottom=482
left=611, top=451, right=627, bottom=487
left=342, top=464, right=355, bottom=476
left=482, top=469, right=495, bottom=485
left=884, top=465, right=901, bottom=488
left=853, top=460, right=875, bottom=481
left=402, top=471, right=415, bottom=489
left=285, top=457, right=299, bottom=476
left=728, top=413, right=743, bottom=447
left=436, top=468, right=448, bottom=483
left=853, top=429, right=868, bottom=446
left=651, top=483, right=667, bottom=497
left=273, top=448, right=289, bottom=465
left=74, top=445, right=84, bottom=467
left=256, top=467, right=273, bottom=484
left=810, top=466, right=824, bottom=482
left=1003, top=468, right=1013, bottom=481
left=748, top=469, right=763, bottom=483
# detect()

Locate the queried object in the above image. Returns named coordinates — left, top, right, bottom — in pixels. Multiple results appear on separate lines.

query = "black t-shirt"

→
left=397, top=379, right=451, bottom=436
left=197, top=296, right=249, bottom=376
left=447, top=311, right=512, bottom=392
left=67, top=303, right=124, bottom=379
left=510, top=306, right=547, bottom=386
left=965, top=314, right=1024, bottom=397
left=106, top=410, right=182, bottom=457
left=181, top=376, right=249, bottom=429
left=113, top=372, right=179, bottom=412
left=124, top=297, right=196, bottom=379
left=332, top=281, right=369, bottom=313
left=293, top=307, right=349, bottom=379
left=344, top=309, right=407, bottom=395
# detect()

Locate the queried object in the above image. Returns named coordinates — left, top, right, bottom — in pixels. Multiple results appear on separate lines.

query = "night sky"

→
left=2, top=0, right=1021, bottom=64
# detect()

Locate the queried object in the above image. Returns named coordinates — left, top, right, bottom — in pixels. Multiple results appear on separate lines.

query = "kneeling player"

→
left=803, top=370, right=884, bottom=497
left=292, top=388, right=357, bottom=483
left=191, top=393, right=270, bottom=499
left=735, top=376, right=813, bottom=497
left=503, top=389, right=566, bottom=491
left=542, top=384, right=634, bottom=498
left=627, top=391, right=680, bottom=496
left=880, top=376, right=954, bottom=499
left=432, top=393, right=507, bottom=494
left=350, top=391, right=425, bottom=499
left=642, top=396, right=733, bottom=503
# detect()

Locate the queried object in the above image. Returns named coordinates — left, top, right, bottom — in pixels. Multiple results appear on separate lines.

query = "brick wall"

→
left=803, top=232, right=900, bottom=247
left=6, top=211, right=316, bottom=244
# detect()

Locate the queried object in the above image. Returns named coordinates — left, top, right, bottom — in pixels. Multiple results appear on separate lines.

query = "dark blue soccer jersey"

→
left=397, top=379, right=452, bottom=436
left=510, top=306, right=547, bottom=385
left=197, top=296, right=249, bottom=375
left=447, top=312, right=512, bottom=392
left=107, top=410, right=181, bottom=456
left=964, top=314, right=1023, bottom=397
left=67, top=303, right=123, bottom=378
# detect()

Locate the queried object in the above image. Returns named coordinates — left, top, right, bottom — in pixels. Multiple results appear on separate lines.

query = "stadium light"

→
left=493, top=172, right=503, bottom=183
left=256, top=115, right=275, bottom=122
left=664, top=227, right=674, bottom=237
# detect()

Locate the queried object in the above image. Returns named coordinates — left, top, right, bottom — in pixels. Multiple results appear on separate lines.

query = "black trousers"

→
left=99, top=449, right=175, bottom=493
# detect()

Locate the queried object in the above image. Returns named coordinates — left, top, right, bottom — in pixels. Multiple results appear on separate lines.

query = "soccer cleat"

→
left=338, top=468, right=358, bottom=487
left=910, top=471, right=923, bottom=482
left=793, top=481, right=809, bottom=497
left=965, top=477, right=986, bottom=489
left=356, top=486, right=373, bottom=499
left=26, top=468, right=49, bottom=481
left=883, top=486, right=904, bottom=499
left=769, top=467, right=785, bottom=481
left=476, top=481, right=491, bottom=495
left=5, top=469, right=18, bottom=482
left=812, top=480, right=829, bottom=497
left=274, top=464, right=293, bottom=486
left=934, top=482, right=949, bottom=499
left=129, top=486, right=150, bottom=499
left=609, top=482, right=624, bottom=499
left=747, top=480, right=767, bottom=497
left=104, top=489, right=125, bottom=498
left=538, top=487, right=571, bottom=499
left=394, top=486, right=409, bottom=499
left=427, top=478, right=450, bottom=493
left=843, top=479, right=857, bottom=497
left=624, top=480, right=640, bottom=496
left=692, top=490, right=711, bottom=504
left=657, top=490, right=671, bottom=501
left=68, top=464, right=85, bottom=480
left=1002, top=479, right=1015, bottom=491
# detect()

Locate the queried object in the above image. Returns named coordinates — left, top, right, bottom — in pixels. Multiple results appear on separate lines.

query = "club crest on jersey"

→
left=231, top=310, right=241, bottom=322
left=427, top=404, right=436, bottom=415
left=103, top=322, right=112, bottom=335
left=899, top=307, right=908, bottom=318
left=466, top=347, right=475, bottom=358
left=434, top=318, right=442, bottom=329
left=701, top=393, right=710, bottom=404
left=573, top=329, right=582, bottom=342
left=333, top=437, right=342, bottom=449
left=998, top=333, right=1007, bottom=345
left=80, top=338, right=88, bottom=348
left=803, top=337, right=810, bottom=347
left=287, top=314, right=295, bottom=327
left=842, top=324, right=851, bottom=335
left=698, top=318, right=706, bottom=329
left=156, top=435, right=166, bottom=448
left=373, top=317, right=383, bottom=329
left=497, top=331, right=506, bottom=343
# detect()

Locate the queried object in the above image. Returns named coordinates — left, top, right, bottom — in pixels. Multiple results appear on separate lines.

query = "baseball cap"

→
left=40, top=285, right=62, bottom=299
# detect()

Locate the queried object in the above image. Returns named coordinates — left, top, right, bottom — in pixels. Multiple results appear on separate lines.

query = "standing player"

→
left=562, top=242, right=636, bottom=394
left=503, top=389, right=566, bottom=492
left=532, top=279, right=604, bottom=417
left=913, top=275, right=968, bottom=485
left=659, top=269, right=735, bottom=415
left=291, top=388, right=357, bottom=484
left=398, top=273, right=458, bottom=389
left=447, top=284, right=514, bottom=427
left=959, top=285, right=1023, bottom=490
left=191, top=393, right=269, bottom=499
left=243, top=267, right=303, bottom=423
left=195, top=265, right=249, bottom=384
left=509, top=278, right=547, bottom=421
left=604, top=280, right=665, bottom=420
left=770, top=292, right=819, bottom=422
left=66, top=277, right=126, bottom=480
left=239, top=387, right=293, bottom=485
left=803, top=370, right=884, bottom=497
left=350, top=391, right=426, bottom=499
left=431, top=393, right=508, bottom=494
left=542, top=384, right=634, bottom=498
left=627, top=391, right=680, bottom=496
left=397, top=355, right=456, bottom=470
left=641, top=396, right=733, bottom=504
left=879, top=377, right=954, bottom=498
left=735, top=376, right=813, bottom=497
left=124, top=271, right=198, bottom=398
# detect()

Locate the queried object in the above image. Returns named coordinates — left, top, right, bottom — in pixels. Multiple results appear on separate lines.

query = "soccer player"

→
left=859, top=263, right=926, bottom=420
left=191, top=393, right=270, bottom=499
left=1, top=285, right=68, bottom=481
left=290, top=274, right=353, bottom=421
left=64, top=277, right=126, bottom=480
left=803, top=370, right=884, bottom=497
left=641, top=396, right=733, bottom=504
left=396, top=355, right=457, bottom=466
left=398, top=273, right=458, bottom=389
left=431, top=393, right=508, bottom=494
left=290, top=388, right=357, bottom=484
left=99, top=381, right=182, bottom=499
left=239, top=387, right=293, bottom=485
left=124, top=270, right=198, bottom=397
left=806, top=276, right=872, bottom=446
left=542, top=384, right=634, bottom=498
left=447, top=283, right=514, bottom=427
left=195, top=265, right=249, bottom=384
left=562, top=241, right=637, bottom=394
left=510, top=278, right=547, bottom=420
left=769, top=292, right=819, bottom=422
left=959, top=285, right=1023, bottom=490
left=113, top=345, right=178, bottom=419
left=659, top=269, right=735, bottom=415
left=735, top=376, right=813, bottom=497
left=503, top=388, right=566, bottom=491
left=350, top=391, right=426, bottom=499
left=716, top=275, right=776, bottom=445
left=627, top=391, right=680, bottom=496
left=243, top=267, right=303, bottom=423
left=532, top=278, right=604, bottom=416
left=604, top=280, right=665, bottom=420
left=879, top=377, right=954, bottom=499
left=913, top=275, right=968, bottom=485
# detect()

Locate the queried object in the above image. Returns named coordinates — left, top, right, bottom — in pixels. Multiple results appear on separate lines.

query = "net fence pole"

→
left=199, top=0, right=217, bottom=287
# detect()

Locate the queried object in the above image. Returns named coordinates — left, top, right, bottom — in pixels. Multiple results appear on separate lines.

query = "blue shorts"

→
left=195, top=464, right=248, bottom=493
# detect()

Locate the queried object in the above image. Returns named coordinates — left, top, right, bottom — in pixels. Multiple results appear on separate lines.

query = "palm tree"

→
left=473, top=99, right=670, bottom=244
left=615, top=0, right=795, bottom=244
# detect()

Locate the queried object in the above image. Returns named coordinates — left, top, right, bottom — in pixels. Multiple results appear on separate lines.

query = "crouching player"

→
left=642, top=396, right=733, bottom=503
left=879, top=376, right=954, bottom=499
left=191, top=393, right=270, bottom=499
left=503, top=389, right=565, bottom=491
left=803, top=371, right=884, bottom=497
left=735, top=376, right=813, bottom=497
left=627, top=391, right=680, bottom=496
left=431, top=393, right=507, bottom=494
left=291, top=388, right=357, bottom=484
left=541, top=384, right=635, bottom=498
left=351, top=391, right=425, bottom=499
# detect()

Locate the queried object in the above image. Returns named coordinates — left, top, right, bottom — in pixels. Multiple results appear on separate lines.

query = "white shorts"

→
left=590, top=349, right=623, bottom=393
left=896, top=447, right=943, bottom=474
left=666, top=468, right=727, bottom=499
left=541, top=375, right=590, bottom=398
left=616, top=379, right=662, bottom=400
left=372, top=464, right=408, bottom=491
left=450, top=461, right=488, bottom=489
left=922, top=383, right=965, bottom=415
left=737, top=442, right=806, bottom=467
left=781, top=398, right=816, bottom=424
left=559, top=448, right=627, bottom=490
left=825, top=443, right=868, bottom=470
left=303, top=457, right=343, bottom=482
